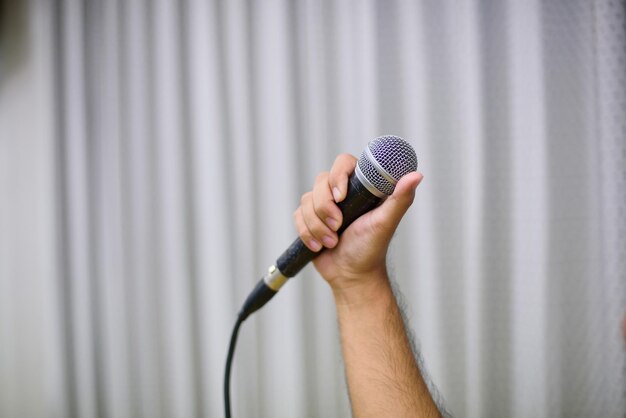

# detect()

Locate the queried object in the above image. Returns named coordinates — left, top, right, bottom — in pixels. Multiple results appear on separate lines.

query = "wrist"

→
left=331, top=268, right=393, bottom=309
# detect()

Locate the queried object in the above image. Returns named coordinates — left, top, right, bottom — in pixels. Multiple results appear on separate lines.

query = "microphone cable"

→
left=223, top=277, right=280, bottom=417
left=224, top=314, right=244, bottom=418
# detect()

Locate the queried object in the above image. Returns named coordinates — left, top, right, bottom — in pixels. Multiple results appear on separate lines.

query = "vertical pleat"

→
left=249, top=1, right=305, bottom=416
left=508, top=1, right=549, bottom=416
left=477, top=2, right=515, bottom=416
left=594, top=0, right=626, bottom=416
left=215, top=1, right=263, bottom=416
left=453, top=1, right=485, bottom=416
left=96, top=1, right=133, bottom=417
left=119, top=1, right=163, bottom=417
left=421, top=2, right=469, bottom=411
left=151, top=1, right=196, bottom=417
left=186, top=0, right=235, bottom=416
left=60, top=0, right=97, bottom=416
left=1, top=0, right=625, bottom=417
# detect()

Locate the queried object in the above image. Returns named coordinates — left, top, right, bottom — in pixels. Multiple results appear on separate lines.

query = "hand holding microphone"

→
left=295, top=153, right=423, bottom=299
left=238, top=135, right=421, bottom=319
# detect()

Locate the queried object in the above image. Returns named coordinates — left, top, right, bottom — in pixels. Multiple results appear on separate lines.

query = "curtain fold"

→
left=1, top=0, right=624, bottom=417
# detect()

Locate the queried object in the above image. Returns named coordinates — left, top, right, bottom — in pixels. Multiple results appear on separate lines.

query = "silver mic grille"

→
left=357, top=135, right=418, bottom=196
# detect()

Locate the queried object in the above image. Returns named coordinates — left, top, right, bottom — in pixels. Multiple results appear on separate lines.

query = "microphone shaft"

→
left=238, top=171, right=383, bottom=320
left=276, top=171, right=382, bottom=277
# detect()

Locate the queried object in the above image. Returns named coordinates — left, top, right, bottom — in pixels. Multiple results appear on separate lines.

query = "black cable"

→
left=224, top=314, right=244, bottom=418
left=224, top=278, right=277, bottom=418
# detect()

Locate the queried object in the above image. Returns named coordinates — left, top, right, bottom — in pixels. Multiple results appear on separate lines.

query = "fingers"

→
left=313, top=172, right=343, bottom=230
left=294, top=204, right=323, bottom=252
left=294, top=155, right=357, bottom=252
left=294, top=171, right=344, bottom=252
left=329, top=154, right=357, bottom=203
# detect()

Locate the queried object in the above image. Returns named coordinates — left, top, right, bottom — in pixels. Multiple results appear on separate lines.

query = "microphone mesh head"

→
left=358, top=135, right=418, bottom=195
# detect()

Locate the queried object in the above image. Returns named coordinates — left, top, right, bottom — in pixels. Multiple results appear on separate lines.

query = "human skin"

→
left=293, top=153, right=441, bottom=417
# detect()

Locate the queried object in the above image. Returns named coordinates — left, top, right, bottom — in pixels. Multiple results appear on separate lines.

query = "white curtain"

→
left=1, top=0, right=625, bottom=417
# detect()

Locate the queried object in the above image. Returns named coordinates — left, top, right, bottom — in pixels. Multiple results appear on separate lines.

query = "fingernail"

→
left=322, top=235, right=336, bottom=248
left=326, top=217, right=339, bottom=231
left=309, top=239, right=322, bottom=251
left=332, top=187, right=341, bottom=202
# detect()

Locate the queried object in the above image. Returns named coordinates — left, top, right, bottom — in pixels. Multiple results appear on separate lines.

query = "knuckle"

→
left=314, top=200, right=332, bottom=218
left=315, top=172, right=329, bottom=185
left=298, top=226, right=312, bottom=242
left=334, top=153, right=346, bottom=163
left=310, top=221, right=325, bottom=237
left=335, top=153, right=356, bottom=166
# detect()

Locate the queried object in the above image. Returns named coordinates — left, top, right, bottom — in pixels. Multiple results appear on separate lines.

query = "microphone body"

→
left=238, top=136, right=417, bottom=320
left=277, top=171, right=381, bottom=277
left=239, top=171, right=381, bottom=320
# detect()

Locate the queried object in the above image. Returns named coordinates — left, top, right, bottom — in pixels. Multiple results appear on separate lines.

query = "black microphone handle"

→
left=238, top=171, right=383, bottom=320
left=276, top=171, right=383, bottom=277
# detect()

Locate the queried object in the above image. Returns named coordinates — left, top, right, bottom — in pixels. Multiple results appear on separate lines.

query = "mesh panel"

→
left=368, top=135, right=418, bottom=180
left=357, top=135, right=418, bottom=196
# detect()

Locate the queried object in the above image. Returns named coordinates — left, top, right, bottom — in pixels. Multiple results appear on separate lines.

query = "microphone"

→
left=238, top=135, right=418, bottom=320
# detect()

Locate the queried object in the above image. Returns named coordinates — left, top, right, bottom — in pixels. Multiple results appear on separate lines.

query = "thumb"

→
left=372, top=171, right=423, bottom=233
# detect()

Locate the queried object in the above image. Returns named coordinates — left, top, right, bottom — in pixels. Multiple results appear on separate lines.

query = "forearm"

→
left=333, top=272, right=440, bottom=418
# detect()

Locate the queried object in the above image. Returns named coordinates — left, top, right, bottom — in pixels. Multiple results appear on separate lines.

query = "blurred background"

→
left=1, top=0, right=625, bottom=417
